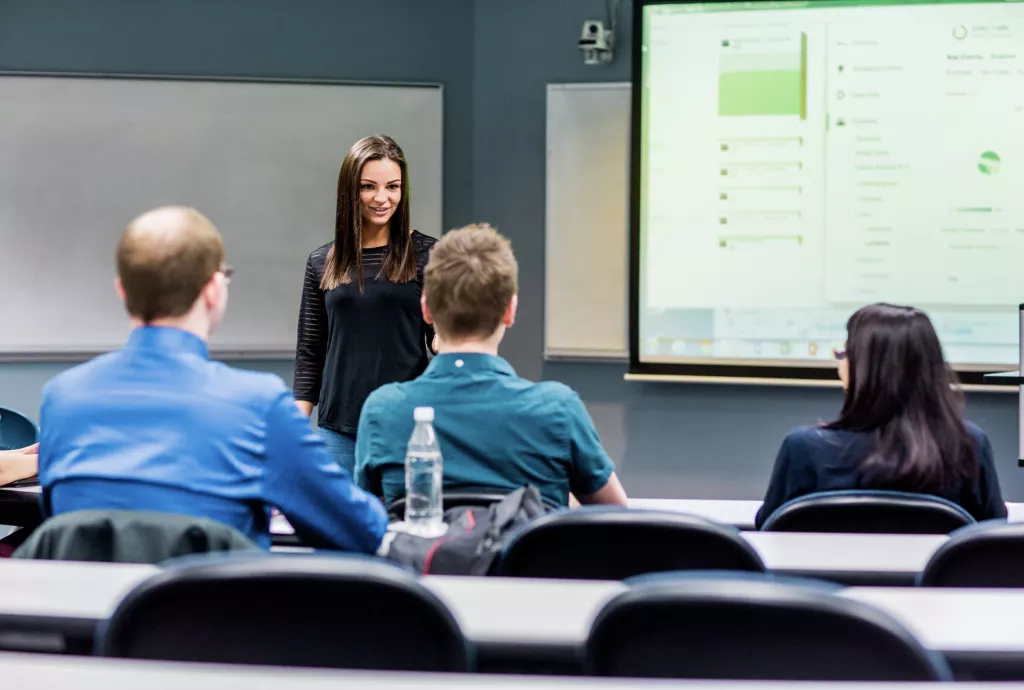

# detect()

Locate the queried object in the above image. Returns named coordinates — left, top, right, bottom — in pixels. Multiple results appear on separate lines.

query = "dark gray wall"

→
left=470, top=0, right=1021, bottom=499
left=1, top=0, right=1020, bottom=500
left=0, top=0, right=474, bottom=229
left=0, top=0, right=473, bottom=433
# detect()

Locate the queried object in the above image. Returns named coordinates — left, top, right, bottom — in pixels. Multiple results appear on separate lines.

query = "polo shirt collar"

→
left=425, top=352, right=515, bottom=377
left=126, top=326, right=210, bottom=359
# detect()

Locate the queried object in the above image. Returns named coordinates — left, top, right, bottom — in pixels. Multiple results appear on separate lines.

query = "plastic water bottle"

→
left=405, top=406, right=446, bottom=537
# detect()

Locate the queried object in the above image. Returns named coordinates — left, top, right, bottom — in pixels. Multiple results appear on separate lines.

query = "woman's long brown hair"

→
left=826, top=303, right=977, bottom=494
left=320, top=135, right=415, bottom=292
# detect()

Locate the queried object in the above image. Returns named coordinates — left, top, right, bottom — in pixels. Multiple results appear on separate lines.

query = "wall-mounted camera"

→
left=579, top=19, right=615, bottom=65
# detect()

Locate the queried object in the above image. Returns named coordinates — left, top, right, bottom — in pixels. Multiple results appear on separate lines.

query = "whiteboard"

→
left=0, top=74, right=443, bottom=357
left=544, top=83, right=630, bottom=360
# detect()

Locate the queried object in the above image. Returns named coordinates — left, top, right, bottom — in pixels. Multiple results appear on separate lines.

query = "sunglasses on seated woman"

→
left=833, top=347, right=847, bottom=361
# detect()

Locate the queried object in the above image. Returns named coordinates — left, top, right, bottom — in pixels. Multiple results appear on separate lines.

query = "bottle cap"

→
left=414, top=406, right=435, bottom=423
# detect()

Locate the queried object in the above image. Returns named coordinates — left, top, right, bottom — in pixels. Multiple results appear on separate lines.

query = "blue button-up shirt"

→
left=355, top=353, right=615, bottom=508
left=39, top=326, right=387, bottom=551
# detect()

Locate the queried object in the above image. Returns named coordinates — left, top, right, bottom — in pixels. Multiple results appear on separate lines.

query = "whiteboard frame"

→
left=0, top=71, right=443, bottom=362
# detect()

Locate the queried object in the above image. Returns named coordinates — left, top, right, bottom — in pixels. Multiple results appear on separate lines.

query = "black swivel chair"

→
left=587, top=573, right=951, bottom=680
left=919, top=521, right=1024, bottom=587
left=494, top=508, right=765, bottom=580
left=760, top=490, right=975, bottom=534
left=98, top=554, right=472, bottom=671
left=0, top=406, right=37, bottom=452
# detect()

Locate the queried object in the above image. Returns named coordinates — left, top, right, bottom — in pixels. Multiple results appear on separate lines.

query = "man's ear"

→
left=114, top=276, right=126, bottom=303
left=505, top=294, right=519, bottom=328
left=200, top=274, right=221, bottom=310
left=421, top=294, right=434, bottom=325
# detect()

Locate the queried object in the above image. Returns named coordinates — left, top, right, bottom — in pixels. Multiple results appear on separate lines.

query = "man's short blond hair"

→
left=424, top=224, right=518, bottom=340
left=116, top=206, right=224, bottom=323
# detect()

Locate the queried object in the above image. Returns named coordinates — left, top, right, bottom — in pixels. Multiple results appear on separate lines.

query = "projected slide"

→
left=636, top=0, right=1024, bottom=373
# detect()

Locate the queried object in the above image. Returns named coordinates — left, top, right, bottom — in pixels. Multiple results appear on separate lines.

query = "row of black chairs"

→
left=494, top=505, right=1022, bottom=586
left=95, top=552, right=950, bottom=680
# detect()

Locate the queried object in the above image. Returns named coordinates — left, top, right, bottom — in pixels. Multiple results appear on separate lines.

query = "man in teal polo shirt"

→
left=354, top=223, right=628, bottom=509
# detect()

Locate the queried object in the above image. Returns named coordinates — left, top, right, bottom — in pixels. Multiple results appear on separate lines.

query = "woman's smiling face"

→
left=359, top=158, right=402, bottom=230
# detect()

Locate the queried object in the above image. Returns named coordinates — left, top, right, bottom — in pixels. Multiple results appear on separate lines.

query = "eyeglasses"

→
left=220, top=264, right=235, bottom=284
left=833, top=347, right=847, bottom=361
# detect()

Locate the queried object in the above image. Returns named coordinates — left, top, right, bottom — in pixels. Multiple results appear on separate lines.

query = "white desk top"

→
left=268, top=499, right=764, bottom=536
left=0, top=653, right=1008, bottom=690
left=425, top=576, right=1024, bottom=653
left=421, top=576, right=625, bottom=645
left=5, top=489, right=1022, bottom=531
left=630, top=498, right=762, bottom=527
left=275, top=521, right=946, bottom=577
left=1, top=560, right=1024, bottom=656
left=268, top=501, right=1024, bottom=536
left=0, top=560, right=156, bottom=621
left=739, top=532, right=946, bottom=575
left=843, top=587, right=1024, bottom=653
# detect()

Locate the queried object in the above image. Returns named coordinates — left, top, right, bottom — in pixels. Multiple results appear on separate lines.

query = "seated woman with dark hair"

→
left=755, top=303, right=1007, bottom=529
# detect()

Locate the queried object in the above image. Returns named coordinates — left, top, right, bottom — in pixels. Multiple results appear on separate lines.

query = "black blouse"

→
left=294, top=231, right=436, bottom=434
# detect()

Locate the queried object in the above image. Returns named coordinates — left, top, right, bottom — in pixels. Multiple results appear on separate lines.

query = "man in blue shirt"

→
left=355, top=223, right=628, bottom=509
left=39, top=206, right=387, bottom=551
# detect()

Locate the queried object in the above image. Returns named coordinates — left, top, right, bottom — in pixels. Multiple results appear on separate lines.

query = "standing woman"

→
left=294, top=135, right=436, bottom=473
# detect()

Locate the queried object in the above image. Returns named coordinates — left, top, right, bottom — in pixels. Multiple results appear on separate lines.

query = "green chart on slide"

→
left=718, top=33, right=808, bottom=119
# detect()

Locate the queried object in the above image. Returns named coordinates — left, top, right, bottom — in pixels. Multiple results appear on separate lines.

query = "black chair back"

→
left=495, top=509, right=765, bottom=580
left=98, top=554, right=472, bottom=671
left=387, top=491, right=509, bottom=521
left=919, top=521, right=1024, bottom=587
left=587, top=575, right=951, bottom=680
left=0, top=406, right=38, bottom=451
left=761, top=490, right=975, bottom=534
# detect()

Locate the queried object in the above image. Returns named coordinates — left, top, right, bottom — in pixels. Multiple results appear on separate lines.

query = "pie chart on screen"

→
left=978, top=151, right=1001, bottom=175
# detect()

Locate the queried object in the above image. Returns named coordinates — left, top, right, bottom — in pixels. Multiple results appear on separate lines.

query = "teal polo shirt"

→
left=354, top=353, right=616, bottom=508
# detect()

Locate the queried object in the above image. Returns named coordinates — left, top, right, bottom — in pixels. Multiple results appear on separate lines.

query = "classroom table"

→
left=2, top=652, right=1015, bottom=690
left=3, top=560, right=1024, bottom=678
left=268, top=499, right=1024, bottom=536
left=843, top=587, right=1024, bottom=679
left=423, top=577, right=1024, bottom=679
left=270, top=519, right=946, bottom=585
left=0, top=560, right=157, bottom=653
left=6, top=485, right=1024, bottom=532
left=0, top=492, right=947, bottom=585
left=740, top=532, right=947, bottom=585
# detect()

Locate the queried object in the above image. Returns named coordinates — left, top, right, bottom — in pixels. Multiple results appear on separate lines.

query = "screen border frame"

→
left=627, top=0, right=1015, bottom=388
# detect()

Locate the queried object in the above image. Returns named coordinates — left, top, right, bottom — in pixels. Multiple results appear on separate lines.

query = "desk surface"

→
left=740, top=532, right=946, bottom=576
left=268, top=499, right=767, bottom=535
left=6, top=489, right=1023, bottom=530
left=0, top=560, right=156, bottom=623
left=0, top=653, right=1011, bottom=690
left=2, top=557, right=1024, bottom=679
left=1, top=559, right=1014, bottom=655
left=421, top=576, right=625, bottom=645
left=428, top=576, right=1024, bottom=654
left=843, top=587, right=1024, bottom=653
left=267, top=499, right=1024, bottom=535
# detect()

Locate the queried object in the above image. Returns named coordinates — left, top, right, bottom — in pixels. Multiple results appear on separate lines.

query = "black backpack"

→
left=381, top=486, right=548, bottom=575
